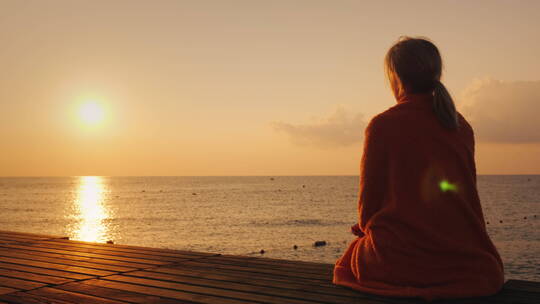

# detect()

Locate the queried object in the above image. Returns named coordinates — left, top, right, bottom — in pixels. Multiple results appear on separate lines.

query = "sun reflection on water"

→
left=72, top=176, right=111, bottom=242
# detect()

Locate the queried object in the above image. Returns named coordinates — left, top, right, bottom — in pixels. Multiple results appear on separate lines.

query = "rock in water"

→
left=314, top=241, right=327, bottom=247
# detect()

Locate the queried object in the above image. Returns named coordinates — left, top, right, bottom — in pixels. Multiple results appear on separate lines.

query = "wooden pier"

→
left=0, top=231, right=537, bottom=303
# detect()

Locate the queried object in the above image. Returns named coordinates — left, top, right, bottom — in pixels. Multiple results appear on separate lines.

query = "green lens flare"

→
left=439, top=180, right=457, bottom=192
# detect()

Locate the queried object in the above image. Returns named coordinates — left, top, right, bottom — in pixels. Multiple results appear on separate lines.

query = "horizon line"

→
left=1, top=174, right=539, bottom=178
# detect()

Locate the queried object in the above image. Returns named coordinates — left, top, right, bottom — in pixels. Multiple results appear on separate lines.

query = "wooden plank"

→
left=0, top=276, right=46, bottom=290
left=124, top=270, right=370, bottom=304
left=0, top=268, right=72, bottom=285
left=19, top=241, right=176, bottom=263
left=0, top=240, right=17, bottom=246
left=0, top=247, right=150, bottom=271
left=103, top=274, right=325, bottom=304
left=0, top=230, right=65, bottom=240
left=161, top=261, right=407, bottom=303
left=28, top=287, right=128, bottom=304
left=83, top=279, right=257, bottom=304
left=0, top=234, right=38, bottom=242
left=177, top=259, right=330, bottom=282
left=476, top=289, right=540, bottom=304
left=173, top=259, right=339, bottom=287
left=0, top=232, right=66, bottom=249
left=419, top=298, right=484, bottom=304
left=0, top=236, right=39, bottom=245
left=0, top=250, right=135, bottom=273
left=504, top=279, right=540, bottom=293
left=0, top=261, right=94, bottom=280
left=197, top=255, right=334, bottom=276
left=0, top=243, right=166, bottom=268
left=28, top=241, right=201, bottom=264
left=0, top=287, right=17, bottom=295
left=45, top=238, right=215, bottom=257
left=150, top=265, right=363, bottom=298
left=0, top=255, right=115, bottom=277
left=41, top=238, right=216, bottom=259
left=0, top=291, right=74, bottom=304
left=0, top=233, right=49, bottom=242
left=152, top=265, right=402, bottom=304
left=221, top=254, right=334, bottom=271
left=187, top=257, right=331, bottom=280
left=57, top=282, right=188, bottom=304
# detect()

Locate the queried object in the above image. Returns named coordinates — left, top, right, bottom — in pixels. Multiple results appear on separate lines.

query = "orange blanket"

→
left=333, top=93, right=504, bottom=301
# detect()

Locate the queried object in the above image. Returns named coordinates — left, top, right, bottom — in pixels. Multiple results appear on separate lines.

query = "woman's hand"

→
left=351, top=223, right=365, bottom=237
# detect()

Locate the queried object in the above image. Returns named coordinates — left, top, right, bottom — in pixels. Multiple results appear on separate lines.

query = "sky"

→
left=1, top=0, right=539, bottom=176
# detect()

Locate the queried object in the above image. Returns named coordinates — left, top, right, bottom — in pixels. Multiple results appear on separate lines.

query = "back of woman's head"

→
left=385, top=37, right=459, bottom=130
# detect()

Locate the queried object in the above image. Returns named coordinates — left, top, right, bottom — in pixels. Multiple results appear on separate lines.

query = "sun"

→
left=78, top=101, right=105, bottom=125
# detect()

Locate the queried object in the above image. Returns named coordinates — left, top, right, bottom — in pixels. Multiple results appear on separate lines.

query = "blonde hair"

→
left=385, top=37, right=459, bottom=130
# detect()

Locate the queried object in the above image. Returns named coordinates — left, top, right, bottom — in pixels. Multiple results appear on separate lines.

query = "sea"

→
left=0, top=175, right=538, bottom=281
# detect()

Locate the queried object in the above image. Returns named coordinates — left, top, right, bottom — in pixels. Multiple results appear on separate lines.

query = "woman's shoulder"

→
left=367, top=107, right=475, bottom=139
left=365, top=112, right=392, bottom=135
left=363, top=111, right=403, bottom=144
left=366, top=106, right=406, bottom=133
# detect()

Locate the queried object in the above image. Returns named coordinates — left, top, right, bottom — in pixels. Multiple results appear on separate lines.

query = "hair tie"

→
left=433, top=79, right=443, bottom=89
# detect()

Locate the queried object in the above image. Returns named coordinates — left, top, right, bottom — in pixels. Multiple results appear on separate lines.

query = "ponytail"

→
left=432, top=80, right=459, bottom=130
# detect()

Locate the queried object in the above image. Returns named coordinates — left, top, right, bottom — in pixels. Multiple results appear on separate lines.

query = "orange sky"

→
left=1, top=1, right=539, bottom=176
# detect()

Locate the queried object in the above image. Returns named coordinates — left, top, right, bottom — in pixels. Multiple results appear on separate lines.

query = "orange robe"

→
left=333, top=93, right=504, bottom=301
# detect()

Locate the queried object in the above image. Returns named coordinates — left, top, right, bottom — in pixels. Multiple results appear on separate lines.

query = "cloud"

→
left=459, top=79, right=540, bottom=143
left=272, top=79, right=540, bottom=148
left=271, top=107, right=367, bottom=147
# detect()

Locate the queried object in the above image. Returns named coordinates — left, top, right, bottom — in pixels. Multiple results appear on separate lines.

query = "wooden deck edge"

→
left=0, top=231, right=538, bottom=304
